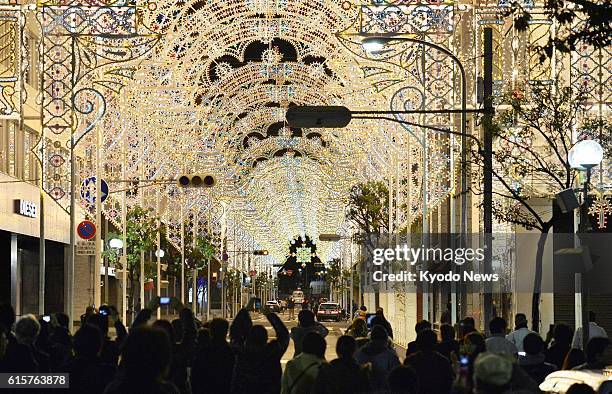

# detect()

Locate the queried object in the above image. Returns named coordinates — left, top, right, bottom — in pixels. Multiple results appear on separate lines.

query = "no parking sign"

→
left=77, top=220, right=96, bottom=240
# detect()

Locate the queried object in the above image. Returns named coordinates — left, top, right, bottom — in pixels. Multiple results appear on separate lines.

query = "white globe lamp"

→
left=568, top=140, right=604, bottom=171
left=109, top=238, right=123, bottom=249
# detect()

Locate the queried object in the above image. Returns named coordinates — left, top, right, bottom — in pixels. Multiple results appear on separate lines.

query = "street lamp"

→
left=569, top=140, right=604, bottom=172
left=289, top=31, right=495, bottom=325
left=155, top=249, right=165, bottom=258
left=109, top=238, right=123, bottom=249
left=568, top=139, right=604, bottom=350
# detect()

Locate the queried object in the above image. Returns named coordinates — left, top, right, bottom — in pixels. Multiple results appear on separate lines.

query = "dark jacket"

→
left=192, top=338, right=235, bottom=394
left=230, top=313, right=289, bottom=394
left=103, top=379, right=180, bottom=394
left=436, top=339, right=460, bottom=360
left=404, top=351, right=454, bottom=394
left=545, top=341, right=571, bottom=369
left=290, top=323, right=328, bottom=357
left=355, top=340, right=400, bottom=390
left=370, top=316, right=393, bottom=339
left=518, top=354, right=557, bottom=385
left=0, top=332, right=37, bottom=373
left=168, top=309, right=198, bottom=394
left=62, top=355, right=117, bottom=394
left=311, top=358, right=371, bottom=394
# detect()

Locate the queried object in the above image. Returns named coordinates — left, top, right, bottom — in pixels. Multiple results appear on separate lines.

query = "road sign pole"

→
left=94, top=128, right=102, bottom=309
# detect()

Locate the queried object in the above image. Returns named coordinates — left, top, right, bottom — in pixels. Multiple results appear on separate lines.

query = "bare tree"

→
left=470, top=77, right=609, bottom=331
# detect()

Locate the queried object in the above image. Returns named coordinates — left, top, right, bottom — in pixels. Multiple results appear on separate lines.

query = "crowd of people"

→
left=0, top=298, right=610, bottom=394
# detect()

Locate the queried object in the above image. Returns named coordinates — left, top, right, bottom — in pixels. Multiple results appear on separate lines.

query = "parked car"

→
left=540, top=370, right=612, bottom=393
left=266, top=300, right=281, bottom=312
left=292, top=289, right=304, bottom=304
left=316, top=302, right=342, bottom=322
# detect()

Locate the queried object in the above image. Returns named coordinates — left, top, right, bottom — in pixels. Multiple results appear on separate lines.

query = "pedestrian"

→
left=312, top=335, right=371, bottom=394
left=0, top=304, right=37, bottom=373
left=545, top=323, right=573, bottom=369
left=404, top=329, right=454, bottom=394
left=61, top=323, right=116, bottom=394
left=517, top=333, right=557, bottom=384
left=453, top=331, right=486, bottom=394
left=572, top=312, right=608, bottom=350
left=104, top=325, right=180, bottom=394
left=152, top=319, right=190, bottom=394
left=192, top=318, right=234, bottom=394
left=290, top=309, right=329, bottom=357
left=87, top=313, right=121, bottom=366
left=288, top=297, right=296, bottom=320
left=346, top=317, right=368, bottom=338
left=573, top=337, right=612, bottom=370
left=471, top=352, right=514, bottom=394
left=282, top=332, right=326, bottom=394
left=505, top=313, right=534, bottom=352
left=355, top=325, right=400, bottom=390
left=485, top=317, right=518, bottom=356
left=436, top=324, right=460, bottom=360
left=440, top=302, right=452, bottom=325
left=49, top=313, right=73, bottom=370
left=80, top=306, right=96, bottom=326
left=562, top=348, right=586, bottom=370
left=406, top=320, right=431, bottom=357
left=15, top=314, right=50, bottom=372
left=230, top=310, right=289, bottom=394
left=458, top=317, right=477, bottom=340
left=370, top=307, right=393, bottom=339
left=229, top=308, right=253, bottom=351
left=354, top=305, right=367, bottom=320
left=387, top=365, right=419, bottom=394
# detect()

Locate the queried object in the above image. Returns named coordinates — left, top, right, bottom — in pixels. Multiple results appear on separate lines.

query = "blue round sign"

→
left=80, top=177, right=109, bottom=204
left=77, top=220, right=97, bottom=240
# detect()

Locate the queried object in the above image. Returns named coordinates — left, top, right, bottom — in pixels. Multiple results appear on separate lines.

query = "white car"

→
left=317, top=302, right=342, bottom=322
left=265, top=300, right=281, bottom=312
left=540, top=370, right=612, bottom=393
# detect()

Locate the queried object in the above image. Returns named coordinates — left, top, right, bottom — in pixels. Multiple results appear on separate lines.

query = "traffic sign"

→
left=76, top=240, right=95, bottom=255
left=77, top=220, right=97, bottom=240
left=80, top=177, right=109, bottom=204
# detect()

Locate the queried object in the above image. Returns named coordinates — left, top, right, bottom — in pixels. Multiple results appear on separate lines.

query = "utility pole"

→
left=482, top=27, right=494, bottom=330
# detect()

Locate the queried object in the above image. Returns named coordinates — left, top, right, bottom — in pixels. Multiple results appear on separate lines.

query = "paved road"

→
left=251, top=311, right=406, bottom=367
left=251, top=311, right=349, bottom=365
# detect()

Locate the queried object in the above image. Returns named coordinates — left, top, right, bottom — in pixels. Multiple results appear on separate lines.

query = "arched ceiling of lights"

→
left=96, top=0, right=422, bottom=264
left=47, top=0, right=460, bottom=265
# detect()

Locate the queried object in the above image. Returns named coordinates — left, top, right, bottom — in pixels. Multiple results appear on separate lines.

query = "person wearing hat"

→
left=473, top=352, right=514, bottom=394
left=355, top=325, right=400, bottom=391
left=505, top=313, right=534, bottom=353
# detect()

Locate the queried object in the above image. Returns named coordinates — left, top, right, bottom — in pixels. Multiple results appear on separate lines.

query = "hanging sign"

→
left=80, top=177, right=109, bottom=204
left=77, top=220, right=97, bottom=240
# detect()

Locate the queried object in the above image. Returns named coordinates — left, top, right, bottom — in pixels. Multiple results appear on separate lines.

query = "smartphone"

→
left=518, top=351, right=526, bottom=356
left=160, top=297, right=171, bottom=305
left=365, top=313, right=376, bottom=329
left=460, top=355, right=469, bottom=365
left=99, top=309, right=109, bottom=316
left=42, top=315, right=51, bottom=323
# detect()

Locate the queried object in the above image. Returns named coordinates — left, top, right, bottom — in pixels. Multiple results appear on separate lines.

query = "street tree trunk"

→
left=531, top=224, right=552, bottom=332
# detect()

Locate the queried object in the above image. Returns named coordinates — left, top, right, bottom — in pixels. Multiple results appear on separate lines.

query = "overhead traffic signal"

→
left=177, top=174, right=216, bottom=188
left=253, top=250, right=269, bottom=256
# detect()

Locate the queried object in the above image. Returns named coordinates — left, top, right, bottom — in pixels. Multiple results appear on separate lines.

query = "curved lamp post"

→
left=362, top=34, right=479, bottom=325
left=568, top=139, right=603, bottom=350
